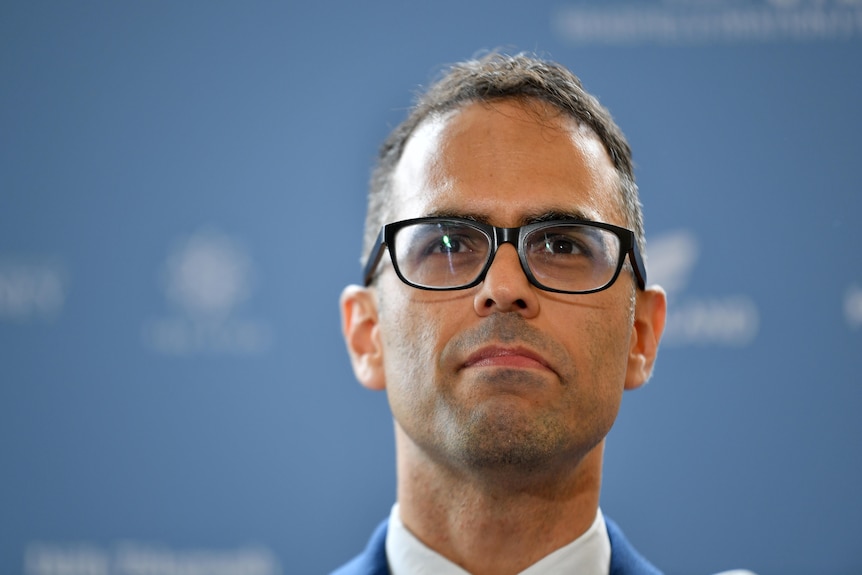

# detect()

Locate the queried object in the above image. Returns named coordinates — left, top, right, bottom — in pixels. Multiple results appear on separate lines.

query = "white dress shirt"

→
left=385, top=502, right=611, bottom=575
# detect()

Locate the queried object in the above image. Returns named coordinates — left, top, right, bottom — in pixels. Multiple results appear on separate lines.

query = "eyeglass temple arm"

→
left=629, top=244, right=647, bottom=290
left=362, top=228, right=387, bottom=287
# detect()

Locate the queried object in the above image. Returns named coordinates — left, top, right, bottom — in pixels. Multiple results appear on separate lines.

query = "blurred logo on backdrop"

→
left=648, top=230, right=759, bottom=347
left=142, top=227, right=272, bottom=356
left=25, top=542, right=282, bottom=575
left=847, top=284, right=862, bottom=329
left=0, top=259, right=66, bottom=321
left=554, top=0, right=862, bottom=44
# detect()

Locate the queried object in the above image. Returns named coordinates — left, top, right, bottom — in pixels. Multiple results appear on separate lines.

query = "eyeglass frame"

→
left=362, top=216, right=647, bottom=294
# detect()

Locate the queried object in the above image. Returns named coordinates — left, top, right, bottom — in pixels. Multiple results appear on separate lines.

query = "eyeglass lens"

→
left=392, top=220, right=622, bottom=292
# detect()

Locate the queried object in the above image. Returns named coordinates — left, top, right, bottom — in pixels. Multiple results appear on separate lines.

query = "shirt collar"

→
left=385, top=502, right=611, bottom=575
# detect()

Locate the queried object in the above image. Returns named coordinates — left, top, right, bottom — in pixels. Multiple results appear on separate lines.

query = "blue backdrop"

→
left=2, top=1, right=861, bottom=574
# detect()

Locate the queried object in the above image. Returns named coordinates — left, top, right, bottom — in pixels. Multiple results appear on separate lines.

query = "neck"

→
left=394, top=424, right=604, bottom=575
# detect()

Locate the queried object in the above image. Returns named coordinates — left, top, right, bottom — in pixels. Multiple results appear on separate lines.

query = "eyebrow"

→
left=524, top=210, right=594, bottom=224
left=424, top=208, right=597, bottom=226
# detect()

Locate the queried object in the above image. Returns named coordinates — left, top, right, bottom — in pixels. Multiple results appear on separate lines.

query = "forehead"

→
left=390, top=99, right=623, bottom=226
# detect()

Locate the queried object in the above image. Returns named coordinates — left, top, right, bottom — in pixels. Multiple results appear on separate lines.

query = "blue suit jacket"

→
left=331, top=516, right=662, bottom=575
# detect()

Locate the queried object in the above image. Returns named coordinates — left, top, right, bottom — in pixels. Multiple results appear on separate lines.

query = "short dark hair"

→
left=363, top=51, right=645, bottom=262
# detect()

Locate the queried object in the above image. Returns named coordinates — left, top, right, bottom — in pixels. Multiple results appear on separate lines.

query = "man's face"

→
left=365, top=99, right=645, bottom=476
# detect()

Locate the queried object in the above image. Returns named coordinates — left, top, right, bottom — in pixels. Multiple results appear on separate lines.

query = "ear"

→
left=340, top=285, right=386, bottom=391
left=625, top=285, right=667, bottom=391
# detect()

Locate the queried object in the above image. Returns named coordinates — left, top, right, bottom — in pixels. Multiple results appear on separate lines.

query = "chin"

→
left=449, top=403, right=587, bottom=473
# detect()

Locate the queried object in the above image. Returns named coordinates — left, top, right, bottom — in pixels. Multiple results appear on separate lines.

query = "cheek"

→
left=377, top=290, right=448, bottom=415
left=578, top=303, right=634, bottom=409
left=586, top=312, right=631, bottom=377
left=380, top=293, right=438, bottom=367
left=377, top=282, right=468, bottom=375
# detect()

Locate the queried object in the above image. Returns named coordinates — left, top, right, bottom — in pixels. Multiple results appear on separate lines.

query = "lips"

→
left=462, top=345, right=553, bottom=372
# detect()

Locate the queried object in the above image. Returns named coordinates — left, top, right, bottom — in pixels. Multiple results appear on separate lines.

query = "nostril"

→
left=482, top=297, right=528, bottom=310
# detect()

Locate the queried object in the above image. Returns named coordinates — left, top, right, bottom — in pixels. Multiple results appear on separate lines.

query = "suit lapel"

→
left=606, top=516, right=663, bottom=575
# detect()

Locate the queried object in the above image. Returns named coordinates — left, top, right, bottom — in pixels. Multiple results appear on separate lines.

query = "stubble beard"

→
left=383, top=298, right=622, bottom=484
left=444, top=388, right=573, bottom=472
left=416, top=315, right=607, bottom=480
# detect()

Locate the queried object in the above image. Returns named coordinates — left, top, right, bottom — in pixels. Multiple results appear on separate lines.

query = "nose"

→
left=473, top=243, right=540, bottom=318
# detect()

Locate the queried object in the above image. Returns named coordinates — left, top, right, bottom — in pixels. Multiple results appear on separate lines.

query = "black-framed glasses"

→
left=362, top=216, right=646, bottom=294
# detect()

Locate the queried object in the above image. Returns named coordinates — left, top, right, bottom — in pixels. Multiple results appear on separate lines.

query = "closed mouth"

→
left=462, top=345, right=553, bottom=372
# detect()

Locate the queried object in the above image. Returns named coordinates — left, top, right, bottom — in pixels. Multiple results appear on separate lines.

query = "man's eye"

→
left=543, top=237, right=586, bottom=255
left=422, top=231, right=480, bottom=255
left=434, top=234, right=461, bottom=253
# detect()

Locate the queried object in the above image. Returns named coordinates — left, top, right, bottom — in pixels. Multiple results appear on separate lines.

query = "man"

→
left=335, top=52, right=668, bottom=575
